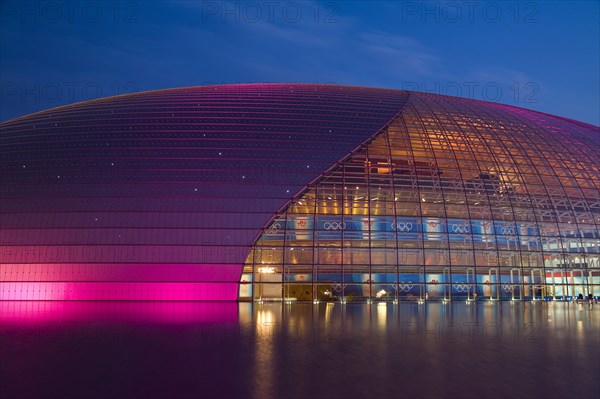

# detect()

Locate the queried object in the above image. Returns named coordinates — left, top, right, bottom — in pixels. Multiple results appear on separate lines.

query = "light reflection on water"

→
left=1, top=301, right=598, bottom=399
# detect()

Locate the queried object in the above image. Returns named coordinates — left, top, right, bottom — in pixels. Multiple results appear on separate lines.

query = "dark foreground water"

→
left=1, top=301, right=598, bottom=399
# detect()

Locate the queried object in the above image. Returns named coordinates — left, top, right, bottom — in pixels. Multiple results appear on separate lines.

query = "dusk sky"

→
left=1, top=0, right=599, bottom=125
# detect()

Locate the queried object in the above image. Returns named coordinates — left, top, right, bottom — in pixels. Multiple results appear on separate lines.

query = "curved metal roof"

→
left=1, top=84, right=598, bottom=300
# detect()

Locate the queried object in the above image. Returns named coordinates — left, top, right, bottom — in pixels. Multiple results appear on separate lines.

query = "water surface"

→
left=1, top=301, right=598, bottom=398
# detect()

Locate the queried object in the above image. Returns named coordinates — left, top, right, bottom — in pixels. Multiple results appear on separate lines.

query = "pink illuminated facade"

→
left=1, top=84, right=599, bottom=301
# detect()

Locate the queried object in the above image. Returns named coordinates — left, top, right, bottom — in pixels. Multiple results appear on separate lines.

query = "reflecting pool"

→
left=1, top=301, right=598, bottom=398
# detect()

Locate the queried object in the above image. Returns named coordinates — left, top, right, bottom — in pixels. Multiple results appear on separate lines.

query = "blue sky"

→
left=1, top=0, right=599, bottom=125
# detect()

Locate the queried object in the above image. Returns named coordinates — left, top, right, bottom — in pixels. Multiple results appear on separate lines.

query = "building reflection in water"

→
left=1, top=301, right=598, bottom=398
left=2, top=300, right=597, bottom=338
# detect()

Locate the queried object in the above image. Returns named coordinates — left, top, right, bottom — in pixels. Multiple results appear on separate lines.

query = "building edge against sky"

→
left=0, top=84, right=599, bottom=301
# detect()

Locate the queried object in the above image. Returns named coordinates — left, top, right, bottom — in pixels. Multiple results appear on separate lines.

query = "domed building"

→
left=1, top=84, right=598, bottom=301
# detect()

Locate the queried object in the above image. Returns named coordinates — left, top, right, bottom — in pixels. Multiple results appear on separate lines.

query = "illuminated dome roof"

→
left=1, top=84, right=598, bottom=301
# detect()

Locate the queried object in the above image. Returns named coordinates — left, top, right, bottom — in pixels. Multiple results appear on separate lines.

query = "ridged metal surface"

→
left=0, top=84, right=408, bottom=299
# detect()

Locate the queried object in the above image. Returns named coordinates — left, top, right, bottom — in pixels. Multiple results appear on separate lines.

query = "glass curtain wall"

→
left=241, top=94, right=600, bottom=302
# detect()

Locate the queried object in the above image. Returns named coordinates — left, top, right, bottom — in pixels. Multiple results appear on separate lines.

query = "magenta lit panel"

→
left=0, top=263, right=242, bottom=281
left=0, top=282, right=239, bottom=301
left=0, top=301, right=239, bottom=323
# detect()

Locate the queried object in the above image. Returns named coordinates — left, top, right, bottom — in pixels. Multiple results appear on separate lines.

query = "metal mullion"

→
left=312, top=183, right=319, bottom=303
left=366, top=145, right=373, bottom=302
left=406, top=101, right=453, bottom=300
left=383, top=129, right=401, bottom=303
left=393, top=110, right=427, bottom=301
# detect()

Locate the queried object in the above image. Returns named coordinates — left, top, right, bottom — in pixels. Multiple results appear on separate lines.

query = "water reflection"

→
left=1, top=301, right=598, bottom=399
